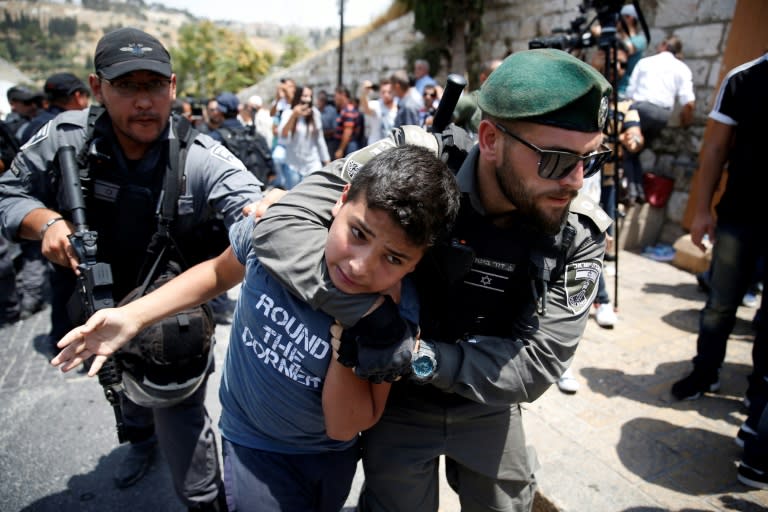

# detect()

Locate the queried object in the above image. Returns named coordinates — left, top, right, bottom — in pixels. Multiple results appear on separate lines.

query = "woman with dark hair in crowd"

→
left=276, top=85, right=330, bottom=189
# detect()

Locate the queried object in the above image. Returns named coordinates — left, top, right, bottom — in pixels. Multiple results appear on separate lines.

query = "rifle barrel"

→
left=57, top=145, right=88, bottom=230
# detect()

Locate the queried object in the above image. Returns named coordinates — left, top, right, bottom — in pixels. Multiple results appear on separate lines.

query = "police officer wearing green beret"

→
left=251, top=49, right=613, bottom=512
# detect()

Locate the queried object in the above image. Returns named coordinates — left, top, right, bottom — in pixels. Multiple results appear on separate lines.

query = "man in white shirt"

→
left=249, top=95, right=274, bottom=149
left=626, top=35, right=696, bottom=144
left=358, top=79, right=398, bottom=143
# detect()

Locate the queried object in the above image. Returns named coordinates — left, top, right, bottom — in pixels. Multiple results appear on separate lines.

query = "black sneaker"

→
left=114, top=437, right=157, bottom=489
left=670, top=370, right=721, bottom=400
left=735, top=423, right=758, bottom=448
left=738, top=462, right=768, bottom=489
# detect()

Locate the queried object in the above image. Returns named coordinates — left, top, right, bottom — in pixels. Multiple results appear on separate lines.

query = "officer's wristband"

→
left=40, top=217, right=64, bottom=239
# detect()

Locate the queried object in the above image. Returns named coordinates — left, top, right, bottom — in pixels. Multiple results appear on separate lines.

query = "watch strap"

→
left=411, top=339, right=438, bottom=382
left=40, top=216, right=65, bottom=239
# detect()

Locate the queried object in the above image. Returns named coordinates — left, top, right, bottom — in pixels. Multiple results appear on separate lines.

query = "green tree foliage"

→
left=278, top=34, right=309, bottom=68
left=399, top=0, right=483, bottom=85
left=0, top=11, right=80, bottom=79
left=171, top=21, right=274, bottom=99
left=49, top=16, right=77, bottom=37
left=81, top=0, right=110, bottom=11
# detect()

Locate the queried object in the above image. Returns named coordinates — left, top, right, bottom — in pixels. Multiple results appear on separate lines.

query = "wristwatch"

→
left=411, top=340, right=438, bottom=383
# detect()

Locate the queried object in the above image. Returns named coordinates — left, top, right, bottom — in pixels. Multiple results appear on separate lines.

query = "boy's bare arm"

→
left=51, top=247, right=245, bottom=375
left=322, top=323, right=392, bottom=440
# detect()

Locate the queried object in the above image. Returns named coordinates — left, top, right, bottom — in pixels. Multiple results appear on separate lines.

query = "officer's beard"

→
left=495, top=163, right=575, bottom=235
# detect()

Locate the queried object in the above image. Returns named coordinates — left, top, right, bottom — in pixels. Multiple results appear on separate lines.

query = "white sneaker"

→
left=557, top=368, right=580, bottom=394
left=595, top=303, right=617, bottom=328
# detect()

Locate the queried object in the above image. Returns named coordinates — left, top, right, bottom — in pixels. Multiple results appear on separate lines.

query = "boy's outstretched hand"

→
left=50, top=308, right=141, bottom=376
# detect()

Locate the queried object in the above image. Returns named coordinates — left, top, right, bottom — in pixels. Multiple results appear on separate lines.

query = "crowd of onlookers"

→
left=166, top=58, right=447, bottom=193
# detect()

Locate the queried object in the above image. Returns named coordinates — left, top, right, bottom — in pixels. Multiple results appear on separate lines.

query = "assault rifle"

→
left=57, top=145, right=126, bottom=443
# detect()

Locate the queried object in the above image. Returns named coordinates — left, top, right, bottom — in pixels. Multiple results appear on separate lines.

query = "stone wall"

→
left=244, top=0, right=740, bottom=249
left=239, top=13, right=421, bottom=104
left=477, top=0, right=738, bottom=249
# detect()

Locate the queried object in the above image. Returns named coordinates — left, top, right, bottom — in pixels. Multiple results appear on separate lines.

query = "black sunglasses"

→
left=494, top=123, right=612, bottom=180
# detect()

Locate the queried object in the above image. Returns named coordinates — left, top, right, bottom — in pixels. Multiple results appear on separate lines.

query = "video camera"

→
left=188, top=98, right=205, bottom=119
left=529, top=0, right=649, bottom=52
left=528, top=13, right=593, bottom=51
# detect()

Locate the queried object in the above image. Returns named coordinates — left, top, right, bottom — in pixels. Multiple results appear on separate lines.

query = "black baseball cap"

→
left=7, top=85, right=43, bottom=103
left=44, top=72, right=88, bottom=98
left=94, top=27, right=172, bottom=80
left=215, top=92, right=240, bottom=115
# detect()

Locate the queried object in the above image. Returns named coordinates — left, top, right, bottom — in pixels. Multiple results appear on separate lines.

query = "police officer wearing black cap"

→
left=251, top=49, right=613, bottom=511
left=208, top=92, right=242, bottom=141
left=1, top=86, right=43, bottom=325
left=10, top=73, right=92, bottom=320
left=18, top=72, right=91, bottom=144
left=0, top=27, right=263, bottom=511
left=4, top=85, right=44, bottom=141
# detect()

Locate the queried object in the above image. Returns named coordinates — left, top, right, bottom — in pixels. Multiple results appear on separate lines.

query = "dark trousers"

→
left=359, top=391, right=536, bottom=512
left=625, top=101, right=673, bottom=201
left=633, top=101, right=672, bottom=146
left=595, top=273, right=611, bottom=305
left=16, top=241, right=48, bottom=299
left=0, top=234, right=19, bottom=322
left=694, top=222, right=768, bottom=424
left=600, top=183, right=616, bottom=237
left=121, top=380, right=221, bottom=508
left=222, top=438, right=359, bottom=512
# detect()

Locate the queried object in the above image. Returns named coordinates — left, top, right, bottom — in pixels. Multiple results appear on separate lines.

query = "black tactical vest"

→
left=414, top=194, right=571, bottom=342
left=84, top=139, right=164, bottom=300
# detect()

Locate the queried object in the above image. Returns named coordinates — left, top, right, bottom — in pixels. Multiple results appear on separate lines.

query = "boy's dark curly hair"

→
left=347, top=144, right=461, bottom=247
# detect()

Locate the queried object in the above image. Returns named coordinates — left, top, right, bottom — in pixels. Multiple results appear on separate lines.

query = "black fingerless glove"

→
left=337, top=296, right=417, bottom=383
left=353, top=321, right=418, bottom=383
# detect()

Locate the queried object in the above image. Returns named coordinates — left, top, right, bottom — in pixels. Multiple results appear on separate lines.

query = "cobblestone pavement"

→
left=1, top=251, right=766, bottom=511
left=523, top=251, right=767, bottom=511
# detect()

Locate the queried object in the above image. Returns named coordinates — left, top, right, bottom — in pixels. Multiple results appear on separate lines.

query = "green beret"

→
left=478, top=49, right=611, bottom=132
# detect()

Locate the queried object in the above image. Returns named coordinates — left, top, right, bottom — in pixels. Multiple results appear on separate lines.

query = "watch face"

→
left=412, top=354, right=434, bottom=378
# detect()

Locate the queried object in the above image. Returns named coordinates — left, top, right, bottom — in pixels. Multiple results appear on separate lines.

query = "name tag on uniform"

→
left=464, top=257, right=512, bottom=293
left=93, top=180, right=120, bottom=202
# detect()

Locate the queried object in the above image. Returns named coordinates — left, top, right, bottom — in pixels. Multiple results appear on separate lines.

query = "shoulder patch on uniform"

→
left=20, top=121, right=51, bottom=149
left=211, top=143, right=247, bottom=171
left=570, top=196, right=611, bottom=233
left=564, top=258, right=601, bottom=315
left=341, top=138, right=396, bottom=181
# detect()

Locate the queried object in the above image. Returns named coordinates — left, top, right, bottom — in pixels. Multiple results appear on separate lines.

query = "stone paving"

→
left=521, top=250, right=767, bottom=511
